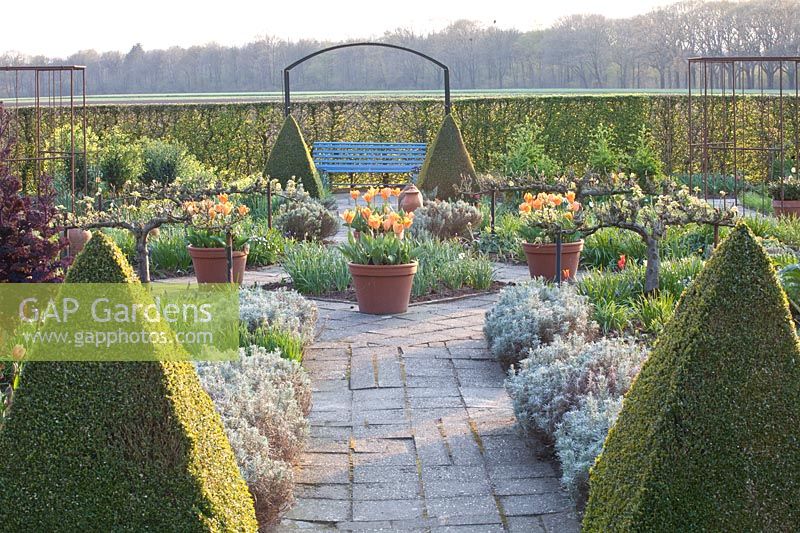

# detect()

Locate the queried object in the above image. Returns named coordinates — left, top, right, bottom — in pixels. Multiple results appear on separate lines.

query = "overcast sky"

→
left=2, top=0, right=675, bottom=57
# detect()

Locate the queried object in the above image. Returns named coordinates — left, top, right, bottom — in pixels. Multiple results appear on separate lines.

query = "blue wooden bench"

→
left=312, top=142, right=427, bottom=188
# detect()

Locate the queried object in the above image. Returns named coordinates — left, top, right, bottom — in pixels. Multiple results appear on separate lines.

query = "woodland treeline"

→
left=1, top=0, right=799, bottom=95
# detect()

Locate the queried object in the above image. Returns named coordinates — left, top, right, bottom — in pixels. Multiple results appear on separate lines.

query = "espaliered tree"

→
left=0, top=233, right=258, bottom=530
left=68, top=177, right=271, bottom=282
left=264, top=115, right=323, bottom=197
left=583, top=224, right=800, bottom=531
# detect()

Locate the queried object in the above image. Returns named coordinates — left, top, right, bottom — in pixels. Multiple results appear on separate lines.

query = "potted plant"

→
left=184, top=193, right=250, bottom=283
left=769, top=169, right=800, bottom=217
left=340, top=189, right=416, bottom=314
left=517, top=190, right=584, bottom=281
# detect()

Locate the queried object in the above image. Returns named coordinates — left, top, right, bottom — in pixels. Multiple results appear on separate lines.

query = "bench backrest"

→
left=312, top=142, right=427, bottom=174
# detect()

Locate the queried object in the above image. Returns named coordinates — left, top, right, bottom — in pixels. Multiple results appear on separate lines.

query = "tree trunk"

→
left=135, top=231, right=151, bottom=283
left=644, top=236, right=660, bottom=294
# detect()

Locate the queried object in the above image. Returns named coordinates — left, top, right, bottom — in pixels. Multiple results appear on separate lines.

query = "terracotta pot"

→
left=348, top=262, right=418, bottom=315
left=398, top=183, right=424, bottom=213
left=773, top=199, right=800, bottom=218
left=188, top=246, right=248, bottom=283
left=521, top=240, right=584, bottom=281
left=67, top=228, right=92, bottom=257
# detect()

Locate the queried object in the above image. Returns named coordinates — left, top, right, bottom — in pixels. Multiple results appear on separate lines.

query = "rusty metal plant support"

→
left=282, top=42, right=451, bottom=117
left=0, top=65, right=87, bottom=213
left=688, top=57, right=800, bottom=212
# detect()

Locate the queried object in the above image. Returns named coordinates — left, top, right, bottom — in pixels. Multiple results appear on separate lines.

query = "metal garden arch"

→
left=282, top=42, right=451, bottom=116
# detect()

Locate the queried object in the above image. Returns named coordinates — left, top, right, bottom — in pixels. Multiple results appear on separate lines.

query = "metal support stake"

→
left=555, top=232, right=563, bottom=286
left=225, top=230, right=234, bottom=284
left=713, top=224, right=719, bottom=247
left=490, top=189, right=497, bottom=235
left=267, top=179, right=273, bottom=230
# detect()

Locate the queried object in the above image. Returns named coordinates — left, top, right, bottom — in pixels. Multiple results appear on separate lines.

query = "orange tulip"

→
left=380, top=187, right=392, bottom=200
left=393, top=221, right=405, bottom=236
left=403, top=217, right=413, bottom=229
left=519, top=202, right=532, bottom=213
left=208, top=208, right=217, bottom=220
left=221, top=203, right=233, bottom=216
left=531, top=198, right=544, bottom=210
left=392, top=187, right=402, bottom=197
left=350, top=189, right=360, bottom=200
left=562, top=269, right=571, bottom=279
left=388, top=211, right=400, bottom=223
left=368, top=214, right=382, bottom=230
left=552, top=195, right=563, bottom=206
left=341, top=210, right=355, bottom=224
left=218, top=193, right=229, bottom=204
left=570, top=201, right=581, bottom=212
left=214, top=203, right=225, bottom=213
left=363, top=192, right=374, bottom=203
left=237, top=204, right=250, bottom=216
left=383, top=217, right=393, bottom=231
left=566, top=191, right=576, bottom=203
left=523, top=192, right=534, bottom=203
left=564, top=212, right=574, bottom=220
left=361, top=207, right=372, bottom=219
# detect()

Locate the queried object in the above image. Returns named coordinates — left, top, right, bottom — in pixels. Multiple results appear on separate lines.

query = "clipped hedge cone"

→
left=417, top=113, right=476, bottom=199
left=583, top=224, right=800, bottom=531
left=265, top=115, right=324, bottom=198
left=0, top=232, right=258, bottom=531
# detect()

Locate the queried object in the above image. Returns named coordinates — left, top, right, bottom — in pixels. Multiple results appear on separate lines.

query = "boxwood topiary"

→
left=265, top=115, right=323, bottom=198
left=417, top=114, right=477, bottom=200
left=583, top=224, right=800, bottom=532
left=0, top=232, right=258, bottom=531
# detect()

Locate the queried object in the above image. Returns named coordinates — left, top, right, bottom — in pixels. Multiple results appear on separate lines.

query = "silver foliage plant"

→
left=239, top=286, right=319, bottom=346
left=409, top=199, right=483, bottom=240
left=484, top=280, right=595, bottom=366
left=505, top=334, right=648, bottom=499
left=196, top=347, right=311, bottom=525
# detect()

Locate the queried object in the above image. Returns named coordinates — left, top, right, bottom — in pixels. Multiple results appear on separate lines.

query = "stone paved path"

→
left=275, top=295, right=580, bottom=532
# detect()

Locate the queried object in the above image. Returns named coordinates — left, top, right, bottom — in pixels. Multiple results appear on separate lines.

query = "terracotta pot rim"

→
left=772, top=199, right=800, bottom=205
left=187, top=245, right=248, bottom=257
left=348, top=262, right=418, bottom=276
left=522, top=240, right=584, bottom=250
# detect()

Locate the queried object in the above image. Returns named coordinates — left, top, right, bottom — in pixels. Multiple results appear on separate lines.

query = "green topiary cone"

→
left=417, top=113, right=476, bottom=199
left=583, top=223, right=800, bottom=531
left=0, top=232, right=258, bottom=531
left=265, top=115, right=323, bottom=198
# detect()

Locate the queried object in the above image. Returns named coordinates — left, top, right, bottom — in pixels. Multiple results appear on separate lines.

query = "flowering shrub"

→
left=409, top=199, right=483, bottom=240
left=506, top=335, right=647, bottom=499
left=484, top=280, right=595, bottom=366
left=184, top=193, right=251, bottom=249
left=239, top=287, right=318, bottom=362
left=518, top=190, right=583, bottom=244
left=196, top=346, right=311, bottom=526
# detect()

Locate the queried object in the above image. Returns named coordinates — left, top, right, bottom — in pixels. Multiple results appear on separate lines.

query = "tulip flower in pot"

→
left=518, top=190, right=584, bottom=281
left=184, top=193, right=251, bottom=283
left=769, top=170, right=800, bottom=217
left=340, top=188, right=417, bottom=314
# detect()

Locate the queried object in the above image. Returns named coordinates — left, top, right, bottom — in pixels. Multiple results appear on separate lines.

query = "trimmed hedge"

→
left=417, top=114, right=476, bottom=199
left=0, top=232, right=258, bottom=531
left=583, top=224, right=800, bottom=531
left=264, top=115, right=323, bottom=197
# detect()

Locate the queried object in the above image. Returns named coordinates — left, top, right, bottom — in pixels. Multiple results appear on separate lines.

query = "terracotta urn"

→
left=521, top=240, right=584, bottom=281
left=188, top=246, right=248, bottom=283
left=398, top=184, right=424, bottom=213
left=773, top=199, right=800, bottom=218
left=348, top=262, right=418, bottom=315
left=67, top=228, right=92, bottom=257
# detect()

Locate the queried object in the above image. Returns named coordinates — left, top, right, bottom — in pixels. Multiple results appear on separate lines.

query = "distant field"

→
left=0, top=88, right=690, bottom=106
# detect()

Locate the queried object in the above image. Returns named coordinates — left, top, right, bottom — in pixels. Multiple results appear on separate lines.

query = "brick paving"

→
left=274, top=295, right=579, bottom=532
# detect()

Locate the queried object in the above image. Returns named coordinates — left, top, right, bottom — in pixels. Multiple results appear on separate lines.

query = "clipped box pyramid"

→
left=417, top=113, right=476, bottom=199
left=583, top=224, right=800, bottom=531
left=0, top=232, right=258, bottom=531
left=265, top=115, right=324, bottom=197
